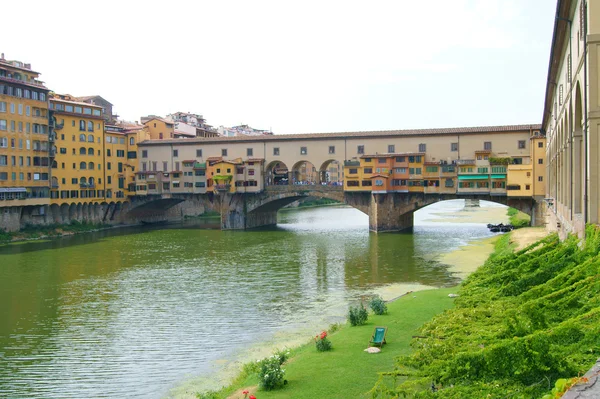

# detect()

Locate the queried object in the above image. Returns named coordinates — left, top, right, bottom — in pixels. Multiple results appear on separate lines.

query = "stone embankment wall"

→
left=0, top=195, right=220, bottom=233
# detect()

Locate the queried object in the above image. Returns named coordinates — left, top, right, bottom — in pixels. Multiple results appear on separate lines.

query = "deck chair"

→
left=369, top=326, right=388, bottom=347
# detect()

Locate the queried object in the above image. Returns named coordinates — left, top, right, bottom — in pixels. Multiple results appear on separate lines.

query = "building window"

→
left=247, top=148, right=253, bottom=156
left=538, top=142, right=544, bottom=148
left=328, top=146, right=335, bottom=154
left=222, top=148, right=227, bottom=156
left=357, top=145, right=364, bottom=154
left=364, top=167, right=372, bottom=174
left=419, top=143, right=426, bottom=152
left=163, top=161, right=168, bottom=171
left=526, top=184, right=531, bottom=190
left=451, top=142, right=458, bottom=152
left=484, top=141, right=492, bottom=150
left=142, top=150, right=148, bottom=158
left=518, top=140, right=526, bottom=149
left=273, top=147, right=280, bottom=156
left=196, top=149, right=202, bottom=157
left=173, top=149, right=178, bottom=157
left=388, top=144, right=395, bottom=153
left=300, top=147, right=307, bottom=155
left=538, top=158, right=544, bottom=164
left=538, top=176, right=543, bottom=182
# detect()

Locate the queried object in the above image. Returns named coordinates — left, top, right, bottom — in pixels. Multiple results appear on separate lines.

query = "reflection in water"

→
left=0, top=202, right=497, bottom=398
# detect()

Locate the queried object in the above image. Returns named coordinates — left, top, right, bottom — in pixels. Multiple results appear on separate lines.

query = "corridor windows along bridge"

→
left=129, top=124, right=547, bottom=232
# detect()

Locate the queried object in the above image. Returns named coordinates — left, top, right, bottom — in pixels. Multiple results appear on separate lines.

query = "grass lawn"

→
left=222, top=287, right=457, bottom=399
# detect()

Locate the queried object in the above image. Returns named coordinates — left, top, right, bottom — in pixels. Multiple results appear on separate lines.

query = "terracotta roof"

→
left=138, top=124, right=541, bottom=146
left=368, top=173, right=390, bottom=178
left=246, top=158, right=265, bottom=163
left=206, top=156, right=223, bottom=161
left=475, top=150, right=492, bottom=153
left=182, top=159, right=196, bottom=163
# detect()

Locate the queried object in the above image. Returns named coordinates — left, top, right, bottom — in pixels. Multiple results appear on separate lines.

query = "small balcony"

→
left=344, top=160, right=360, bottom=167
left=49, top=149, right=56, bottom=157
left=51, top=182, right=59, bottom=189
left=456, top=159, right=475, bottom=165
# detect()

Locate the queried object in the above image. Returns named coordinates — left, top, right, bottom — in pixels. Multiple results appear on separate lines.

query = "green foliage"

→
left=258, top=355, right=286, bottom=391
left=369, top=295, right=388, bottom=315
left=195, top=390, right=220, bottom=399
left=371, top=225, right=600, bottom=398
left=0, top=228, right=11, bottom=243
left=489, top=157, right=511, bottom=165
left=348, top=303, right=369, bottom=326
left=507, top=207, right=531, bottom=228
left=274, top=348, right=291, bottom=364
left=315, top=331, right=333, bottom=352
left=297, top=198, right=340, bottom=208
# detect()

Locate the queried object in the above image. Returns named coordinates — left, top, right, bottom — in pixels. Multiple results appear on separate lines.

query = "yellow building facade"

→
left=0, top=56, right=51, bottom=207
left=50, top=95, right=105, bottom=204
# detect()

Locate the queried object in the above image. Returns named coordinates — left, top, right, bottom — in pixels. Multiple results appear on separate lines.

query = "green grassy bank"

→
left=197, top=288, right=458, bottom=399
left=372, top=226, right=600, bottom=398
left=507, top=207, right=531, bottom=228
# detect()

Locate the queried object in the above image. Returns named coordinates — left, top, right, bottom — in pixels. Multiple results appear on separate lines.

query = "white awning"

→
left=0, top=187, right=27, bottom=193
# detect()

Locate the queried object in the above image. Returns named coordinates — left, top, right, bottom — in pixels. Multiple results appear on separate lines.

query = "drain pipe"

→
left=583, top=1, right=589, bottom=226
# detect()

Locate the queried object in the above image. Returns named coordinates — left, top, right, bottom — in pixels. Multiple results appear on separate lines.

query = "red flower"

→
left=320, top=331, right=327, bottom=339
left=242, top=389, right=249, bottom=395
left=249, top=395, right=257, bottom=399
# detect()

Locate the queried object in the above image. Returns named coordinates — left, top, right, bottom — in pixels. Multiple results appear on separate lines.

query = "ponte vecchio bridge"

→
left=132, top=124, right=546, bottom=232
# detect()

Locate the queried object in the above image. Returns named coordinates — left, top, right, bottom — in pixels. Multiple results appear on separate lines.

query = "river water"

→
left=0, top=200, right=502, bottom=398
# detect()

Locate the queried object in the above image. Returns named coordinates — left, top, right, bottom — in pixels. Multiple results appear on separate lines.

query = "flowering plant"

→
left=241, top=390, right=256, bottom=399
left=258, top=355, right=286, bottom=390
left=314, top=330, right=332, bottom=352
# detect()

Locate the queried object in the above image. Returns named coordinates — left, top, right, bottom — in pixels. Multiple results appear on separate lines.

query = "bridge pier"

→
left=368, top=193, right=422, bottom=233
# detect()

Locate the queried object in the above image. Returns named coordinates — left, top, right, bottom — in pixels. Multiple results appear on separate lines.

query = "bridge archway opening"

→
left=265, top=160, right=290, bottom=186
left=413, top=199, right=530, bottom=225
left=319, top=160, right=342, bottom=186
left=291, top=161, right=317, bottom=185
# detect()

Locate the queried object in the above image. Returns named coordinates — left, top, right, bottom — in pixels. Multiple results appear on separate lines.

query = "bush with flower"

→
left=258, top=354, right=286, bottom=391
left=314, top=330, right=332, bottom=352
left=241, top=389, right=256, bottom=399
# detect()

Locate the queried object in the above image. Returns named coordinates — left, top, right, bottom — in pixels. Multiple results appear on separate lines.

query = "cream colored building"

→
left=543, top=0, right=600, bottom=237
left=137, top=124, right=544, bottom=199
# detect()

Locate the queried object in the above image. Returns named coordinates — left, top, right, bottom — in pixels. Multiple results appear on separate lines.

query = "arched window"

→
left=79, top=147, right=86, bottom=155
left=88, top=134, right=94, bottom=142
left=88, top=162, right=94, bottom=170
left=79, top=134, right=86, bottom=142
left=89, top=177, right=95, bottom=186
left=129, top=137, right=134, bottom=145
left=88, top=121, right=94, bottom=132
left=80, top=177, right=87, bottom=184
left=51, top=160, right=57, bottom=169
left=79, top=120, right=86, bottom=131
left=80, top=162, right=87, bottom=169
left=88, top=147, right=94, bottom=155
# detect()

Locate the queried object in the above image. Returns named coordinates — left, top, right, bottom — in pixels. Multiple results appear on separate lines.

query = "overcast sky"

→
left=3, top=0, right=555, bottom=133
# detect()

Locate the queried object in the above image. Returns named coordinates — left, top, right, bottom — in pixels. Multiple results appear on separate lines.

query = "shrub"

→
left=195, top=390, right=219, bottom=399
left=348, top=303, right=369, bottom=326
left=369, top=295, right=388, bottom=315
left=314, top=331, right=332, bottom=352
left=274, top=348, right=291, bottom=365
left=258, top=355, right=286, bottom=391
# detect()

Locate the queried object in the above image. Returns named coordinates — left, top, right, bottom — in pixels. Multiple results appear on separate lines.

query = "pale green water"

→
left=0, top=202, right=499, bottom=398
